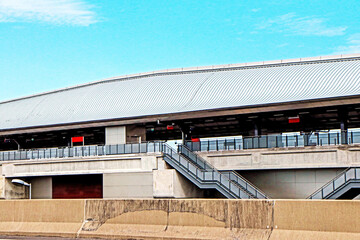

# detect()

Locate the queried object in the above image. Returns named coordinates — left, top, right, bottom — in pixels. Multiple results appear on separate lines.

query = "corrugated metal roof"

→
left=1, top=55, right=360, bottom=131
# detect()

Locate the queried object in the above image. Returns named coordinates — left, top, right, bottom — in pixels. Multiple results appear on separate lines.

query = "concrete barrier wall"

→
left=270, top=200, right=360, bottom=240
left=0, top=199, right=359, bottom=239
left=0, top=200, right=84, bottom=238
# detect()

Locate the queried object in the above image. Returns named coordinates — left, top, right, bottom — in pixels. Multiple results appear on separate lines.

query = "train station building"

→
left=1, top=53, right=360, bottom=200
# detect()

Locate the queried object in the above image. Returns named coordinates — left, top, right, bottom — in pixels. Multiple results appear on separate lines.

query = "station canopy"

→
left=1, top=54, right=360, bottom=132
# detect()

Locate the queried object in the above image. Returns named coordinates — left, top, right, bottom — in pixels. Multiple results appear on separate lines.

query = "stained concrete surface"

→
left=0, top=236, right=107, bottom=240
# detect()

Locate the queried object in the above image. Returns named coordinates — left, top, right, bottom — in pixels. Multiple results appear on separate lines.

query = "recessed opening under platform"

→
left=52, top=174, right=103, bottom=199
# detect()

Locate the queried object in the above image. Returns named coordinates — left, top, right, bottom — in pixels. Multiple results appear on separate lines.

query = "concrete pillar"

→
left=126, top=125, right=146, bottom=143
left=30, top=177, right=52, bottom=199
left=179, top=125, right=191, bottom=145
left=246, top=119, right=262, bottom=137
left=0, top=177, right=27, bottom=199
left=340, top=120, right=348, bottom=144
left=339, top=109, right=348, bottom=144
left=254, top=121, right=262, bottom=137
left=105, top=126, right=126, bottom=145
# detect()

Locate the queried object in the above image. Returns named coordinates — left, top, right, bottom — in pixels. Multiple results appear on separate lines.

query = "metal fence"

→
left=0, top=142, right=163, bottom=161
left=186, top=131, right=360, bottom=151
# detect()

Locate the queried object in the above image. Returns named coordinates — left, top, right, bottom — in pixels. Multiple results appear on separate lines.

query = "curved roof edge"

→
left=2, top=53, right=360, bottom=105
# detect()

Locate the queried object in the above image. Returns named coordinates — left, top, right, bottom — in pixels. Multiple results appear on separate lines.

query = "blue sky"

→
left=0, top=0, right=359, bottom=101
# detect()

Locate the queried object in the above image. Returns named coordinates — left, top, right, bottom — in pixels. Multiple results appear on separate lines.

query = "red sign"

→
left=288, top=117, right=300, bottom=123
left=166, top=125, right=174, bottom=130
left=71, top=136, right=84, bottom=143
left=191, top=137, right=200, bottom=142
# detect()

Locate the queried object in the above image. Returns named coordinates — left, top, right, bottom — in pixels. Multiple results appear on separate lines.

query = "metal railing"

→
left=307, top=167, right=360, bottom=199
left=178, top=144, right=267, bottom=199
left=0, top=140, right=266, bottom=199
left=186, top=130, right=360, bottom=151
left=0, top=142, right=164, bottom=161
left=220, top=170, right=267, bottom=199
left=162, top=143, right=254, bottom=199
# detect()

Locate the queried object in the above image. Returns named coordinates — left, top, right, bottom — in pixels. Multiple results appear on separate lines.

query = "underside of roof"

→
left=1, top=54, right=360, bottom=131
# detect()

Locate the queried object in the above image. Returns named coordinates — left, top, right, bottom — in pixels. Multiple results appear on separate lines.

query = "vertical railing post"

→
left=317, top=134, right=320, bottom=146
left=355, top=168, right=358, bottom=179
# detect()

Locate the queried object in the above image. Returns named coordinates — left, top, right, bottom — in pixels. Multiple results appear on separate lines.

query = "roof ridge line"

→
left=1, top=53, right=359, bottom=105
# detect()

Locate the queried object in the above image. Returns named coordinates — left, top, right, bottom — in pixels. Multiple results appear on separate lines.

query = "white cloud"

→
left=277, top=43, right=289, bottom=48
left=333, top=34, right=360, bottom=54
left=0, top=0, right=97, bottom=26
left=257, top=13, right=347, bottom=37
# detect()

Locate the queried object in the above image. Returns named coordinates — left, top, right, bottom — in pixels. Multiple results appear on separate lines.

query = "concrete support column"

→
left=179, top=125, right=191, bottom=145
left=106, top=125, right=146, bottom=144
left=126, top=125, right=146, bottom=143
left=0, top=177, right=27, bottom=199
left=247, top=118, right=262, bottom=137
left=254, top=121, right=262, bottom=137
left=105, top=126, right=126, bottom=145
left=339, top=109, right=348, bottom=145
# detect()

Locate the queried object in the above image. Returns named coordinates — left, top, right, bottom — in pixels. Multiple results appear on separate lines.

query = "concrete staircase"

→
left=161, top=143, right=267, bottom=199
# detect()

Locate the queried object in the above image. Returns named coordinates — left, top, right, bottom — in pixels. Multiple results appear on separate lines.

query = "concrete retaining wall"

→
left=0, top=199, right=359, bottom=239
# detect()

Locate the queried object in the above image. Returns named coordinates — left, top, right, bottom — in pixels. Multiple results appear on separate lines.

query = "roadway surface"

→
left=0, top=236, right=108, bottom=240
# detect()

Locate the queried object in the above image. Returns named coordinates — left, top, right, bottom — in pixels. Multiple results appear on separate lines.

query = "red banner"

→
left=71, top=136, right=84, bottom=143
left=288, top=117, right=300, bottom=123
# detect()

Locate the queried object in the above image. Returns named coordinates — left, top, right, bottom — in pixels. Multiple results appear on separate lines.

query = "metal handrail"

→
left=307, top=167, right=360, bottom=199
left=220, top=170, right=268, bottom=198
left=179, top=144, right=267, bottom=199
left=0, top=141, right=164, bottom=161
left=178, top=144, right=214, bottom=169
left=186, top=130, right=360, bottom=151
left=162, top=143, right=253, bottom=199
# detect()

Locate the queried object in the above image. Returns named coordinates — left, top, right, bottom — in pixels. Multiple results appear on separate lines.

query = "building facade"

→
left=1, top=53, right=360, bottom=199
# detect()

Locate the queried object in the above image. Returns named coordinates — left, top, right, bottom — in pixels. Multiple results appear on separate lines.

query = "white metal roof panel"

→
left=1, top=56, right=360, bottom=131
